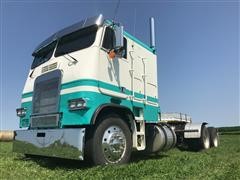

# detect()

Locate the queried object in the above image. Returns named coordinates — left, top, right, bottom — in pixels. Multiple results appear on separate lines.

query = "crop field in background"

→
left=0, top=129, right=240, bottom=179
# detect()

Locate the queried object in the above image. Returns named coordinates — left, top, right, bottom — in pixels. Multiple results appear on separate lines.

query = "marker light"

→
left=16, top=108, right=27, bottom=117
left=108, top=49, right=116, bottom=59
left=68, top=98, right=87, bottom=111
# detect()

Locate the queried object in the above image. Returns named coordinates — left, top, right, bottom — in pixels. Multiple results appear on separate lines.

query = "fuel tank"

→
left=145, top=124, right=177, bottom=153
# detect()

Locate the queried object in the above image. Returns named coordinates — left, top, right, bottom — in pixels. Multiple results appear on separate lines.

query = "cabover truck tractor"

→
left=14, top=14, right=219, bottom=165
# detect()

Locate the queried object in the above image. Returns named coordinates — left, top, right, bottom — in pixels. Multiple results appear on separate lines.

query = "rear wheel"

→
left=200, top=125, right=210, bottom=149
left=208, top=127, right=219, bottom=147
left=85, top=115, right=132, bottom=165
left=186, top=125, right=210, bottom=151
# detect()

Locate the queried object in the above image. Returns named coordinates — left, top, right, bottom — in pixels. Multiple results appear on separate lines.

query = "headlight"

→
left=68, top=98, right=87, bottom=111
left=16, top=108, right=27, bottom=117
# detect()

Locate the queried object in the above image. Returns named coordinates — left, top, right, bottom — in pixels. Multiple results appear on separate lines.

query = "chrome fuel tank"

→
left=145, top=124, right=177, bottom=153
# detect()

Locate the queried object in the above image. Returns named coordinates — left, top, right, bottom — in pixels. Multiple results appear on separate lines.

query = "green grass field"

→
left=0, top=134, right=240, bottom=180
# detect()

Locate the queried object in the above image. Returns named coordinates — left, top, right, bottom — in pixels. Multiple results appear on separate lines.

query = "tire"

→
left=186, top=125, right=210, bottom=151
left=85, top=114, right=132, bottom=165
left=208, top=127, right=219, bottom=148
left=199, top=125, right=210, bottom=150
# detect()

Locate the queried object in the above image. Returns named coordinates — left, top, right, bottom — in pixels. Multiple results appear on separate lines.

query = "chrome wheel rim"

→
left=102, top=125, right=126, bottom=163
left=213, top=136, right=219, bottom=147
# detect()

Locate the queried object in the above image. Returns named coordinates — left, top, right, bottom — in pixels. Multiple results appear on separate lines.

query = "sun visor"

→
left=32, top=14, right=104, bottom=56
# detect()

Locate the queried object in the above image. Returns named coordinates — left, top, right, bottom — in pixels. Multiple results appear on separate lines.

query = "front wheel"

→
left=90, top=115, right=132, bottom=165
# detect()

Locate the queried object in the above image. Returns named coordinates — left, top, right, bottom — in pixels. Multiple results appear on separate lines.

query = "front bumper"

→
left=13, top=128, right=85, bottom=160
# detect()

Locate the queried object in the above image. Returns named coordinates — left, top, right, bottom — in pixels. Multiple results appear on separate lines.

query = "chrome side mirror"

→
left=114, top=25, right=124, bottom=48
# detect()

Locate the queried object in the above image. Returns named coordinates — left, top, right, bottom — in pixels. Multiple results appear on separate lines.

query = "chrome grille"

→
left=31, top=114, right=59, bottom=128
left=32, top=70, right=61, bottom=128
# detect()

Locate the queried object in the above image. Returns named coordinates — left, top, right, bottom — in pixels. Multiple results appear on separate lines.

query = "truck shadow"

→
left=130, top=152, right=169, bottom=163
left=16, top=155, right=92, bottom=170
left=15, top=152, right=169, bottom=170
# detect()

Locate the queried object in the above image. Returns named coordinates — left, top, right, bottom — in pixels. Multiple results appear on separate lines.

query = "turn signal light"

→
left=108, top=49, right=116, bottom=59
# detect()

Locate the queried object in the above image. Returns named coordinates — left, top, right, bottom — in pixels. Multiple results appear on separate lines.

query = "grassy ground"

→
left=218, top=126, right=240, bottom=133
left=0, top=134, right=240, bottom=180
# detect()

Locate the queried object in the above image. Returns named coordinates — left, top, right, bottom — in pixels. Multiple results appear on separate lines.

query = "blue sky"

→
left=0, top=0, right=239, bottom=130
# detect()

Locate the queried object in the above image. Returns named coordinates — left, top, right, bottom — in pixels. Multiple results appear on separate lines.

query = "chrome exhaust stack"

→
left=150, top=17, right=156, bottom=49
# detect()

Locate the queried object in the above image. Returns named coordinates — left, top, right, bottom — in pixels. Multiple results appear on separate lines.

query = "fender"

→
left=91, top=103, right=138, bottom=149
left=184, top=122, right=207, bottom=138
left=91, top=103, right=134, bottom=125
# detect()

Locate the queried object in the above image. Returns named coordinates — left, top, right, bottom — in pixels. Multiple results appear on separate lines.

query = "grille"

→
left=42, top=62, right=58, bottom=73
left=32, top=70, right=61, bottom=128
left=31, top=114, right=59, bottom=128
left=33, top=78, right=59, bottom=114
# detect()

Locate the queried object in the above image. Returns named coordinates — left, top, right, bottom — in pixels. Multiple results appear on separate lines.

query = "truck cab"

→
left=14, top=14, right=219, bottom=165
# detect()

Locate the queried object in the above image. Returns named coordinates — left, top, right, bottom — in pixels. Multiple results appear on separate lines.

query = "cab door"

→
left=98, top=26, right=130, bottom=99
left=129, top=44, right=146, bottom=103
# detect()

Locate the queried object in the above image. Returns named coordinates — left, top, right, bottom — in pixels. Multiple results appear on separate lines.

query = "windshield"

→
left=31, top=41, right=56, bottom=69
left=55, top=25, right=98, bottom=57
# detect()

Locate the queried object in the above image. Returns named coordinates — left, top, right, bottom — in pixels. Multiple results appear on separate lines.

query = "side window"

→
left=102, top=27, right=115, bottom=50
left=102, top=26, right=128, bottom=59
left=123, top=37, right=127, bottom=59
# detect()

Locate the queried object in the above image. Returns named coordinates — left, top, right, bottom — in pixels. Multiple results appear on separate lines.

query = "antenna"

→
left=113, top=0, right=121, bottom=22
left=133, top=8, right=137, bottom=37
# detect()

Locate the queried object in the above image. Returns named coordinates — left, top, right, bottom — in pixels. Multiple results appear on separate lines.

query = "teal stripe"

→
left=22, top=92, right=33, bottom=99
left=123, top=31, right=155, bottom=53
left=61, top=79, right=98, bottom=89
left=63, top=79, right=158, bottom=103
left=134, top=92, right=144, bottom=99
left=98, top=81, right=131, bottom=95
left=20, top=90, right=159, bottom=127
left=98, top=81, right=120, bottom=92
left=22, top=79, right=158, bottom=103
left=59, top=91, right=159, bottom=126
left=20, top=101, right=32, bottom=128
left=134, top=93, right=158, bottom=103
left=147, top=96, right=158, bottom=103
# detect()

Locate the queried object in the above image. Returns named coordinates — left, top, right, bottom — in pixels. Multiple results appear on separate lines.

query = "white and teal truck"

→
left=13, top=14, right=219, bottom=165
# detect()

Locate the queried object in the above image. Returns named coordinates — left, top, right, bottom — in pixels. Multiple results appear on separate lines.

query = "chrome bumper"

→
left=13, top=128, right=85, bottom=160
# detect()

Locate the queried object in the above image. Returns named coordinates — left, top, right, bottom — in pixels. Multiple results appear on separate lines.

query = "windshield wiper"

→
left=29, top=68, right=35, bottom=78
left=63, top=53, right=78, bottom=63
